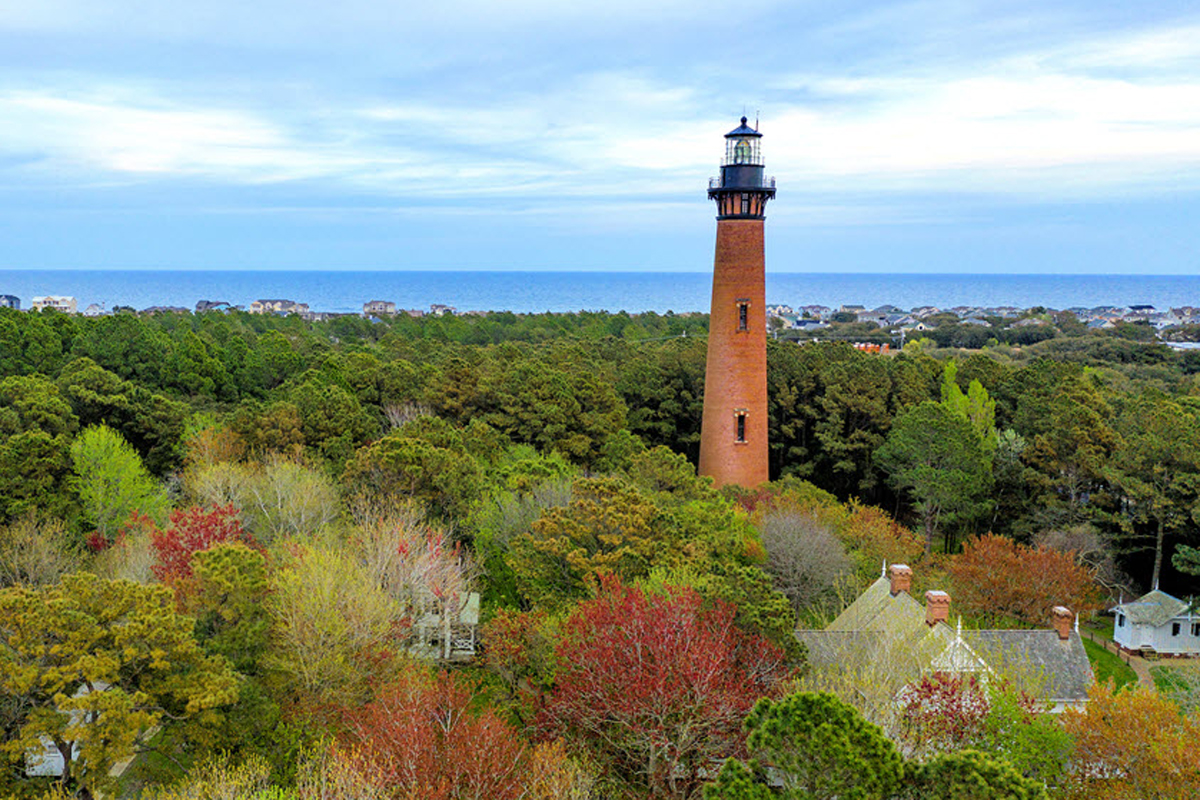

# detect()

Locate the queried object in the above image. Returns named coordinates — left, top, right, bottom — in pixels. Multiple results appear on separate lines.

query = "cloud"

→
left=2, top=14, right=1200, bottom=208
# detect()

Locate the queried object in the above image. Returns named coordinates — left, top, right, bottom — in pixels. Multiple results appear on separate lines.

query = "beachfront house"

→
left=363, top=300, right=397, bottom=316
left=250, top=299, right=309, bottom=315
left=31, top=296, right=77, bottom=314
left=1112, top=589, right=1199, bottom=656
left=0, top=294, right=19, bottom=309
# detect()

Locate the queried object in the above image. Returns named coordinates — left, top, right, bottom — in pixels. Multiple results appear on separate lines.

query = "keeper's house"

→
left=1112, top=589, right=1199, bottom=656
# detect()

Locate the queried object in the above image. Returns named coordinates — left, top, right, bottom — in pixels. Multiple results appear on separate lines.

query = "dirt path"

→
left=1124, top=652, right=1157, bottom=689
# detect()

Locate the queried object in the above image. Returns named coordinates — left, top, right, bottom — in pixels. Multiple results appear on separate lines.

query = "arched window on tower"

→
left=737, top=300, right=749, bottom=331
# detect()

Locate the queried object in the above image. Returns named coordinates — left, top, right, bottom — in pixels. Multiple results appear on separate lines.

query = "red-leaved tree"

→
left=539, top=575, right=790, bottom=799
left=946, top=533, right=1103, bottom=625
left=150, top=504, right=260, bottom=592
left=341, top=668, right=533, bottom=800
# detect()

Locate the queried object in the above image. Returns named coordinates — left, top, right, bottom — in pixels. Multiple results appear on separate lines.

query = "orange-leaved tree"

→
left=539, top=575, right=791, bottom=799
left=1062, top=682, right=1200, bottom=800
left=946, top=533, right=1102, bottom=625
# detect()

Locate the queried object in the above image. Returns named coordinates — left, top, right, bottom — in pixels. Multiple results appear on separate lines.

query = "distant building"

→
left=81, top=303, right=108, bottom=317
left=429, top=304, right=457, bottom=316
left=402, top=309, right=425, bottom=318
left=249, top=299, right=308, bottom=315
left=31, top=296, right=77, bottom=314
left=0, top=294, right=19, bottom=310
left=141, top=306, right=189, bottom=315
left=363, top=300, right=397, bottom=316
left=1112, top=589, right=1199, bottom=656
left=195, top=300, right=230, bottom=313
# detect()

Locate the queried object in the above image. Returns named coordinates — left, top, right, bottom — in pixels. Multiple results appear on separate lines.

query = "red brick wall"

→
left=698, top=218, right=769, bottom=488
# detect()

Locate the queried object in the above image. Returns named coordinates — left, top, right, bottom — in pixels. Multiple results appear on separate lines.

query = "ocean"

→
left=1, top=270, right=1198, bottom=315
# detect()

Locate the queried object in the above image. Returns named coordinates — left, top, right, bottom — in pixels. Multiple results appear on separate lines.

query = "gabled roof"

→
left=827, top=576, right=926, bottom=632
left=1114, top=589, right=1190, bottom=627
left=963, top=630, right=1093, bottom=703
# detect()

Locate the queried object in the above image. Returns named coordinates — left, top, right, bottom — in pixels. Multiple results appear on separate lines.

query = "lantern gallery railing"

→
left=708, top=175, right=776, bottom=190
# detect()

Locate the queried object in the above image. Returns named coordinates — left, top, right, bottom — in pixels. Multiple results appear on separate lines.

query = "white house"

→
left=1112, top=589, right=1199, bottom=656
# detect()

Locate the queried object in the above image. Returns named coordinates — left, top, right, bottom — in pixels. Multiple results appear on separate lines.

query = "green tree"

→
left=876, top=401, right=992, bottom=554
left=705, top=691, right=905, bottom=800
left=70, top=425, right=169, bottom=546
left=1107, top=395, right=1200, bottom=589
left=912, top=750, right=1048, bottom=800
left=0, top=375, right=79, bottom=521
left=0, top=574, right=239, bottom=795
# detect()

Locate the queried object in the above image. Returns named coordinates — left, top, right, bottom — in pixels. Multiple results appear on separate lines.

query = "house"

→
left=797, top=565, right=1093, bottom=712
left=141, top=306, right=189, bottom=315
left=249, top=299, right=309, bottom=315
left=1112, top=589, right=1199, bottom=656
left=81, top=303, right=109, bottom=317
left=0, top=294, right=19, bottom=309
left=959, top=318, right=991, bottom=327
left=429, top=304, right=457, bottom=316
left=798, top=304, right=832, bottom=319
left=363, top=300, right=397, bottom=316
left=195, top=300, right=230, bottom=313
left=31, top=296, right=77, bottom=314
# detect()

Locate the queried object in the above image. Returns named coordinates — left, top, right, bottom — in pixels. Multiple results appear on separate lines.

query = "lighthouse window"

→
left=735, top=412, right=747, bottom=443
left=741, top=193, right=751, bottom=215
left=737, top=301, right=749, bottom=331
left=734, top=139, right=752, bottom=164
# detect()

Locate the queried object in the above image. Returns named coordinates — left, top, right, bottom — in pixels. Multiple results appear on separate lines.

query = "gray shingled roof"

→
left=963, top=630, right=1093, bottom=704
left=1114, top=589, right=1190, bottom=627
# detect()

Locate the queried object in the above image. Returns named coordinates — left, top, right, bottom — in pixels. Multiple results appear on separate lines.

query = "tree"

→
left=756, top=508, right=852, bottom=614
left=912, top=750, right=1048, bottom=800
left=265, top=545, right=403, bottom=716
left=1106, top=395, right=1200, bottom=589
left=540, top=576, right=789, bottom=798
left=1062, top=682, right=1200, bottom=800
left=876, top=401, right=992, bottom=554
left=70, top=424, right=169, bottom=547
left=150, top=504, right=261, bottom=593
left=0, top=512, right=79, bottom=588
left=0, top=375, right=78, bottom=521
left=189, top=543, right=271, bottom=673
left=705, top=691, right=905, bottom=800
left=340, top=668, right=537, bottom=800
left=341, top=416, right=489, bottom=522
left=946, top=533, right=1103, bottom=626
left=0, top=574, right=238, bottom=795
left=508, top=477, right=662, bottom=608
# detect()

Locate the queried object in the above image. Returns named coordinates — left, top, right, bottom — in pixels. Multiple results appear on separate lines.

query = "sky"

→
left=3, top=1, right=1200, bottom=274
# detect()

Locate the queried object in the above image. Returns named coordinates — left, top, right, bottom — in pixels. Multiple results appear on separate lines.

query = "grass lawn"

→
left=1151, top=664, right=1200, bottom=715
left=1082, top=637, right=1138, bottom=690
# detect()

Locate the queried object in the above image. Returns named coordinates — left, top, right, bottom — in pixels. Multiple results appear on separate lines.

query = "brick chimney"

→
left=1052, top=606, right=1073, bottom=641
left=888, top=564, right=912, bottom=596
left=925, top=590, right=950, bottom=627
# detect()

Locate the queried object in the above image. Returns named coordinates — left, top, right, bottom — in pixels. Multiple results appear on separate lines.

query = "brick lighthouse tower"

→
left=698, top=117, right=776, bottom=488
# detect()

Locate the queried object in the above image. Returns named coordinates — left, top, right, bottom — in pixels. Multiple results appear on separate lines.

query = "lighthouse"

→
left=698, top=117, right=776, bottom=489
